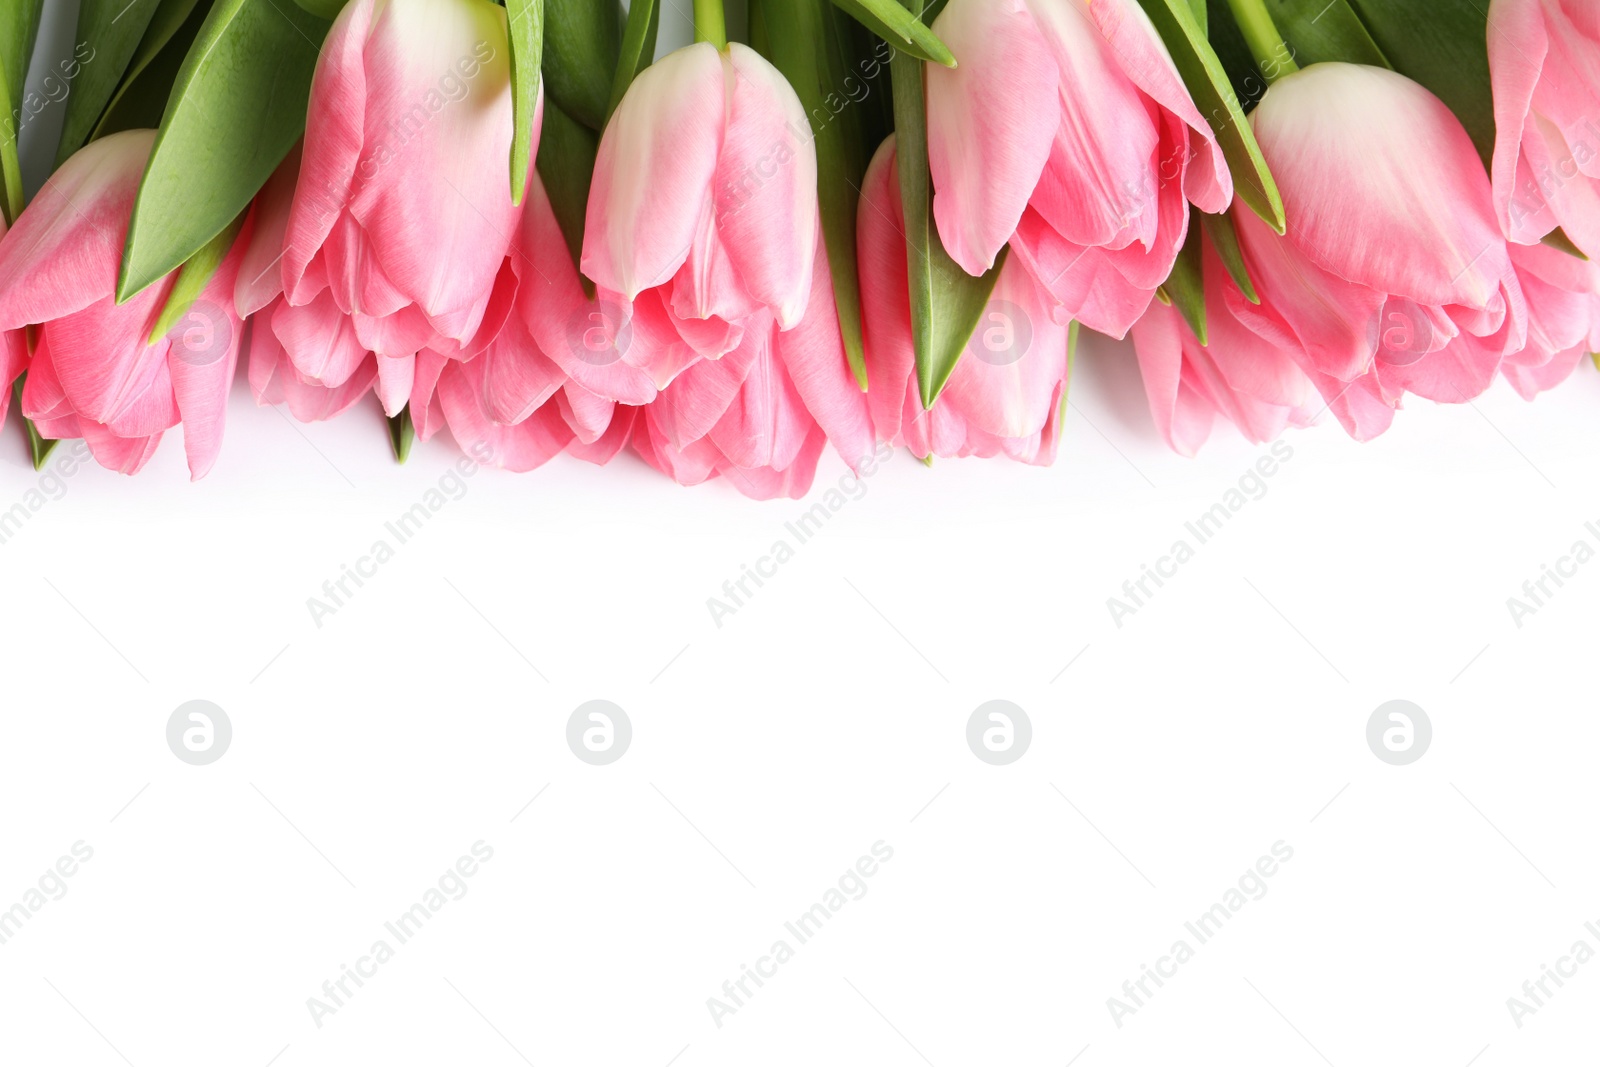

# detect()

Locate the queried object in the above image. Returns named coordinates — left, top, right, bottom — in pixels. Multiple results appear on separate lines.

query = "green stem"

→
left=694, top=0, right=727, bottom=48
left=1225, top=0, right=1299, bottom=84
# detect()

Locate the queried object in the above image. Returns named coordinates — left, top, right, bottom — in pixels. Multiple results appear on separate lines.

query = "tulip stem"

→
left=1225, top=0, right=1299, bottom=85
left=694, top=0, right=727, bottom=49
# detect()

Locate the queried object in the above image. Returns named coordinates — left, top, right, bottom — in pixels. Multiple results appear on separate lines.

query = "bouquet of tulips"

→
left=0, top=0, right=1592, bottom=497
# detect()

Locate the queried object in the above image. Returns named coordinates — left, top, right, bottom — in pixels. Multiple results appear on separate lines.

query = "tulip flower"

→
left=630, top=219, right=875, bottom=500
left=281, top=0, right=523, bottom=413
left=1228, top=63, right=1526, bottom=441
left=857, top=137, right=1070, bottom=464
left=1488, top=0, right=1600, bottom=257
left=0, top=130, right=246, bottom=477
left=579, top=40, right=819, bottom=395
left=0, top=211, right=22, bottom=427
left=1130, top=239, right=1317, bottom=456
left=924, top=0, right=1231, bottom=338
left=1502, top=241, right=1600, bottom=399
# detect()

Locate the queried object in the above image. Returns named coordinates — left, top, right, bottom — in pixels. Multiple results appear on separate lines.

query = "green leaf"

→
left=117, top=0, right=330, bottom=303
left=90, top=0, right=211, bottom=141
left=147, top=210, right=245, bottom=343
left=753, top=0, right=875, bottom=389
left=535, top=97, right=599, bottom=276
left=506, top=0, right=544, bottom=205
left=0, top=0, right=42, bottom=123
left=12, top=374, right=57, bottom=469
left=55, top=0, right=166, bottom=166
left=0, top=55, right=23, bottom=224
left=1201, top=209, right=1259, bottom=303
left=292, top=0, right=348, bottom=16
left=1138, top=0, right=1283, bottom=232
left=831, top=0, right=954, bottom=67
left=542, top=0, right=620, bottom=131
left=1159, top=214, right=1207, bottom=344
left=1057, top=318, right=1081, bottom=427
left=388, top=406, right=415, bottom=464
left=1342, top=0, right=1492, bottom=164
left=606, top=0, right=657, bottom=121
left=891, top=11, right=1001, bottom=408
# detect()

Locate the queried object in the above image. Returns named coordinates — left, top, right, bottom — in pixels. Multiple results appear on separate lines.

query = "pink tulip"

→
left=857, top=136, right=1070, bottom=464
left=0, top=207, right=23, bottom=427
left=0, top=130, right=245, bottom=477
left=924, top=0, right=1231, bottom=338
left=281, top=0, right=523, bottom=412
left=1501, top=241, right=1600, bottom=399
left=580, top=41, right=819, bottom=395
left=1488, top=0, right=1600, bottom=256
left=630, top=219, right=875, bottom=500
left=1229, top=63, right=1526, bottom=441
left=1130, top=239, right=1317, bottom=455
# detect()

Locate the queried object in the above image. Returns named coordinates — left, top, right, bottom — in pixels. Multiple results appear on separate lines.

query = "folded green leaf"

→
left=90, top=0, right=211, bottom=141
left=0, top=55, right=22, bottom=224
left=12, top=374, right=56, bottom=469
left=1342, top=0, right=1492, bottom=164
left=293, top=0, right=348, bottom=16
left=542, top=0, right=620, bottom=131
left=55, top=0, right=165, bottom=165
left=1159, top=213, right=1207, bottom=344
left=506, top=0, right=544, bottom=205
left=606, top=0, right=657, bottom=121
left=1139, top=0, right=1283, bottom=233
left=754, top=0, right=876, bottom=389
left=117, top=0, right=330, bottom=303
left=1202, top=209, right=1258, bottom=303
left=388, top=406, right=415, bottom=464
left=148, top=210, right=245, bottom=343
left=832, top=0, right=954, bottom=67
left=536, top=97, right=599, bottom=276
left=0, top=0, right=42, bottom=125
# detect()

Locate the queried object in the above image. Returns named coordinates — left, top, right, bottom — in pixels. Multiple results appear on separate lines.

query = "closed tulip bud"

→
left=1488, top=0, right=1600, bottom=256
left=0, top=131, right=246, bottom=477
left=281, top=0, right=524, bottom=390
left=1230, top=63, right=1526, bottom=441
left=925, top=0, right=1231, bottom=338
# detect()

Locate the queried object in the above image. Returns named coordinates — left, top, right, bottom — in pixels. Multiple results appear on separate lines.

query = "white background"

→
left=4, top=3, right=1600, bottom=1066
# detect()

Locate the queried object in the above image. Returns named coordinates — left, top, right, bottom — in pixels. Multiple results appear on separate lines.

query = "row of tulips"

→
left=0, top=0, right=1594, bottom=497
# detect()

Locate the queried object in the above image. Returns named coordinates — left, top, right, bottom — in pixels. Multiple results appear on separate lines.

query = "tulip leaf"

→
left=1159, top=214, right=1207, bottom=345
left=388, top=407, right=415, bottom=464
left=891, top=3, right=1000, bottom=408
left=148, top=210, right=245, bottom=344
left=1341, top=0, right=1493, bottom=164
left=753, top=0, right=874, bottom=389
left=606, top=0, right=657, bottom=121
left=55, top=0, right=166, bottom=165
left=830, top=0, right=954, bottom=67
left=506, top=0, right=544, bottom=205
left=1202, top=209, right=1259, bottom=303
left=0, top=0, right=42, bottom=124
left=293, top=0, right=348, bottom=16
left=90, top=0, right=211, bottom=141
left=13, top=375, right=57, bottom=469
left=542, top=0, right=620, bottom=131
left=117, top=0, right=330, bottom=304
left=536, top=97, right=599, bottom=274
left=0, top=56, right=22, bottom=224
left=1137, top=0, right=1283, bottom=233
